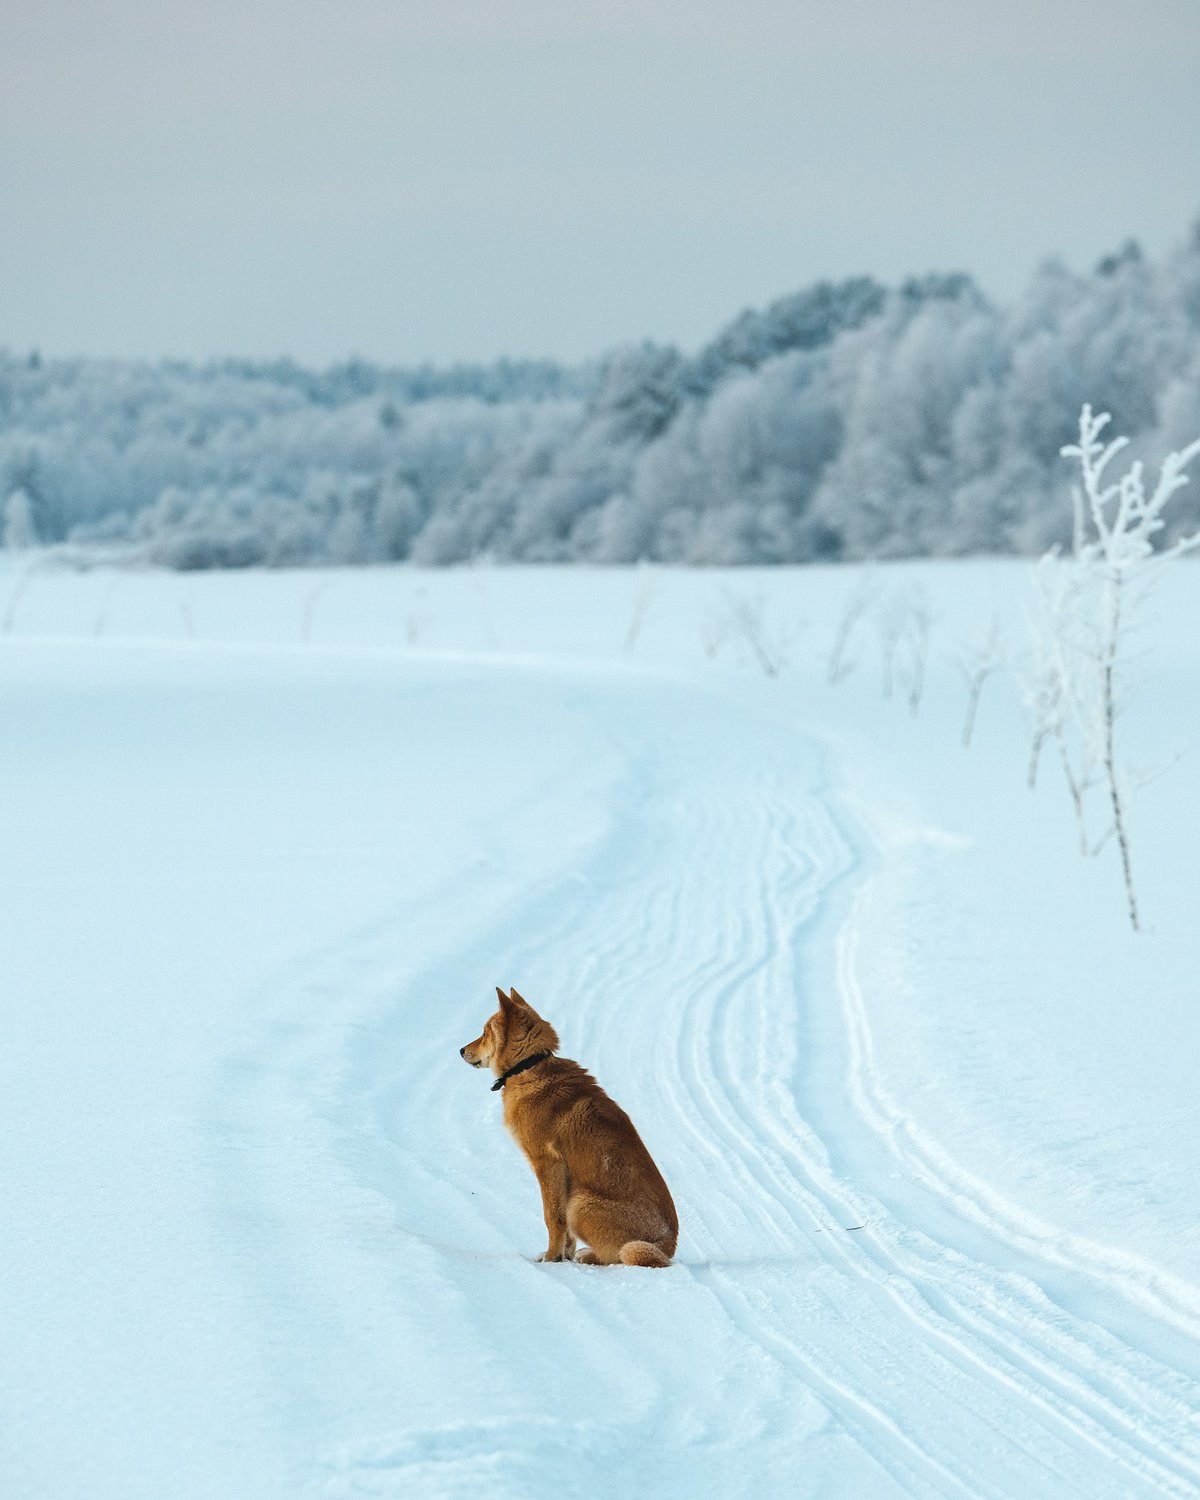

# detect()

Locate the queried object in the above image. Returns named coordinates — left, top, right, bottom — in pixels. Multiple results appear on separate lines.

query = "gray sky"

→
left=3, top=0, right=1199, bottom=366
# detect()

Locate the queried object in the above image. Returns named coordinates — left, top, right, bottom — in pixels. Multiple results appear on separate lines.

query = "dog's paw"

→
left=537, top=1248, right=573, bottom=1263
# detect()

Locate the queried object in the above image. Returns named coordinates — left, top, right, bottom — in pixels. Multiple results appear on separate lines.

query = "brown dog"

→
left=460, top=987, right=678, bottom=1267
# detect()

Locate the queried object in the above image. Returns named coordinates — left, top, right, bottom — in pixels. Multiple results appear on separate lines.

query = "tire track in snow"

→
left=332, top=694, right=986, bottom=1496
left=751, top=766, right=1200, bottom=1497
left=834, top=867, right=1200, bottom=1355
left=402, top=696, right=1144, bottom=1496
left=612, top=775, right=1090, bottom=1499
left=647, top=816, right=990, bottom=1494
left=487, top=686, right=1200, bottom=1498
left=684, top=765, right=1200, bottom=1499
left=570, top=782, right=978, bottom=1496
left=461, top=739, right=1115, bottom=1497
left=471, top=768, right=983, bottom=1495
left=777, top=774, right=1200, bottom=1494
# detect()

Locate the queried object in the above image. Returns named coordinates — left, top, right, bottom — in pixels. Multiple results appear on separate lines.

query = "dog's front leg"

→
left=532, top=1152, right=572, bottom=1262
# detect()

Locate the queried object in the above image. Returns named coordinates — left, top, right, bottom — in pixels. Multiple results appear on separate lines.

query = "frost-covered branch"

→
left=875, top=586, right=933, bottom=713
left=826, top=568, right=877, bottom=685
left=721, top=590, right=800, bottom=678
left=1021, top=555, right=1097, bottom=854
left=623, top=574, right=657, bottom=656
left=899, top=593, right=933, bottom=716
left=1, top=562, right=38, bottom=633
left=1038, top=405, right=1200, bottom=930
left=876, top=593, right=907, bottom=699
left=954, top=614, right=1005, bottom=748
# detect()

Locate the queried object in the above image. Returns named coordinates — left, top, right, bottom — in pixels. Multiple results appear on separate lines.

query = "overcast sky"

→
left=3, top=0, right=1198, bottom=366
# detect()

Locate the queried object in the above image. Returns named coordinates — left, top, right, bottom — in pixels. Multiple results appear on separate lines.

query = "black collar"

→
left=491, top=1051, right=552, bottom=1092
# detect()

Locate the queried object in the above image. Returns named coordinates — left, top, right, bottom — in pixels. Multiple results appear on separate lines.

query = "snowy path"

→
left=200, top=659, right=1200, bottom=1499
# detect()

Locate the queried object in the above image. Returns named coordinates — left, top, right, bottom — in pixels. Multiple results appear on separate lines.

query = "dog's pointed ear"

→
left=508, top=987, right=529, bottom=1008
left=496, top=985, right=516, bottom=1011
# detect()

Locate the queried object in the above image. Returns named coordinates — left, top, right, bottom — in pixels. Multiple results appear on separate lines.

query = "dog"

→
left=460, top=987, right=678, bottom=1267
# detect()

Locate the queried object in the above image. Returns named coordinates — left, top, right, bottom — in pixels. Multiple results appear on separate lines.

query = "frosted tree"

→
left=622, top=571, right=657, bottom=655
left=954, top=614, right=1004, bottom=748
left=897, top=589, right=934, bottom=716
left=1022, top=555, right=1096, bottom=854
left=874, top=585, right=932, bottom=711
left=3, top=489, right=37, bottom=550
left=2, top=222, right=1200, bottom=568
left=876, top=591, right=907, bottom=699
left=826, top=567, right=877, bottom=684
left=720, top=590, right=799, bottom=678
left=1052, top=405, right=1200, bottom=930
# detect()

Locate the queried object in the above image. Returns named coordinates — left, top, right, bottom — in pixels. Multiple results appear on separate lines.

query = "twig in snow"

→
left=827, top=568, right=877, bottom=685
left=954, top=615, right=1005, bottom=748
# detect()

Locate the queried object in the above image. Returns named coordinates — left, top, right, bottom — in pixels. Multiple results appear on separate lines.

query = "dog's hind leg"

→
left=567, top=1194, right=627, bottom=1265
left=570, top=1195, right=673, bottom=1267
left=567, top=1195, right=608, bottom=1264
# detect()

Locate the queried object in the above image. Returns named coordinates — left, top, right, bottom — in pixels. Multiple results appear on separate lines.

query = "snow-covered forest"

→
left=5, top=224, right=1200, bottom=569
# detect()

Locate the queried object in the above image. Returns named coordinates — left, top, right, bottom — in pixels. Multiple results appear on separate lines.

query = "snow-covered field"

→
left=3, top=558, right=1198, bottom=1499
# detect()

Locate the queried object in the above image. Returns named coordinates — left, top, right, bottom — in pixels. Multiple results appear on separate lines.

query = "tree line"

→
left=3, top=221, right=1199, bottom=568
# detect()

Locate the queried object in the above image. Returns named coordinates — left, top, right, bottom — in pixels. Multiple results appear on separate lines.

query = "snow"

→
left=2, top=558, right=1198, bottom=1498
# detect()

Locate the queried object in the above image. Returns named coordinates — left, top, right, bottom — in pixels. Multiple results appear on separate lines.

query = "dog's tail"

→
left=619, top=1240, right=672, bottom=1268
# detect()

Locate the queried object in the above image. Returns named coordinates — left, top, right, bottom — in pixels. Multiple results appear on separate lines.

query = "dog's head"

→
left=460, top=986, right=559, bottom=1077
